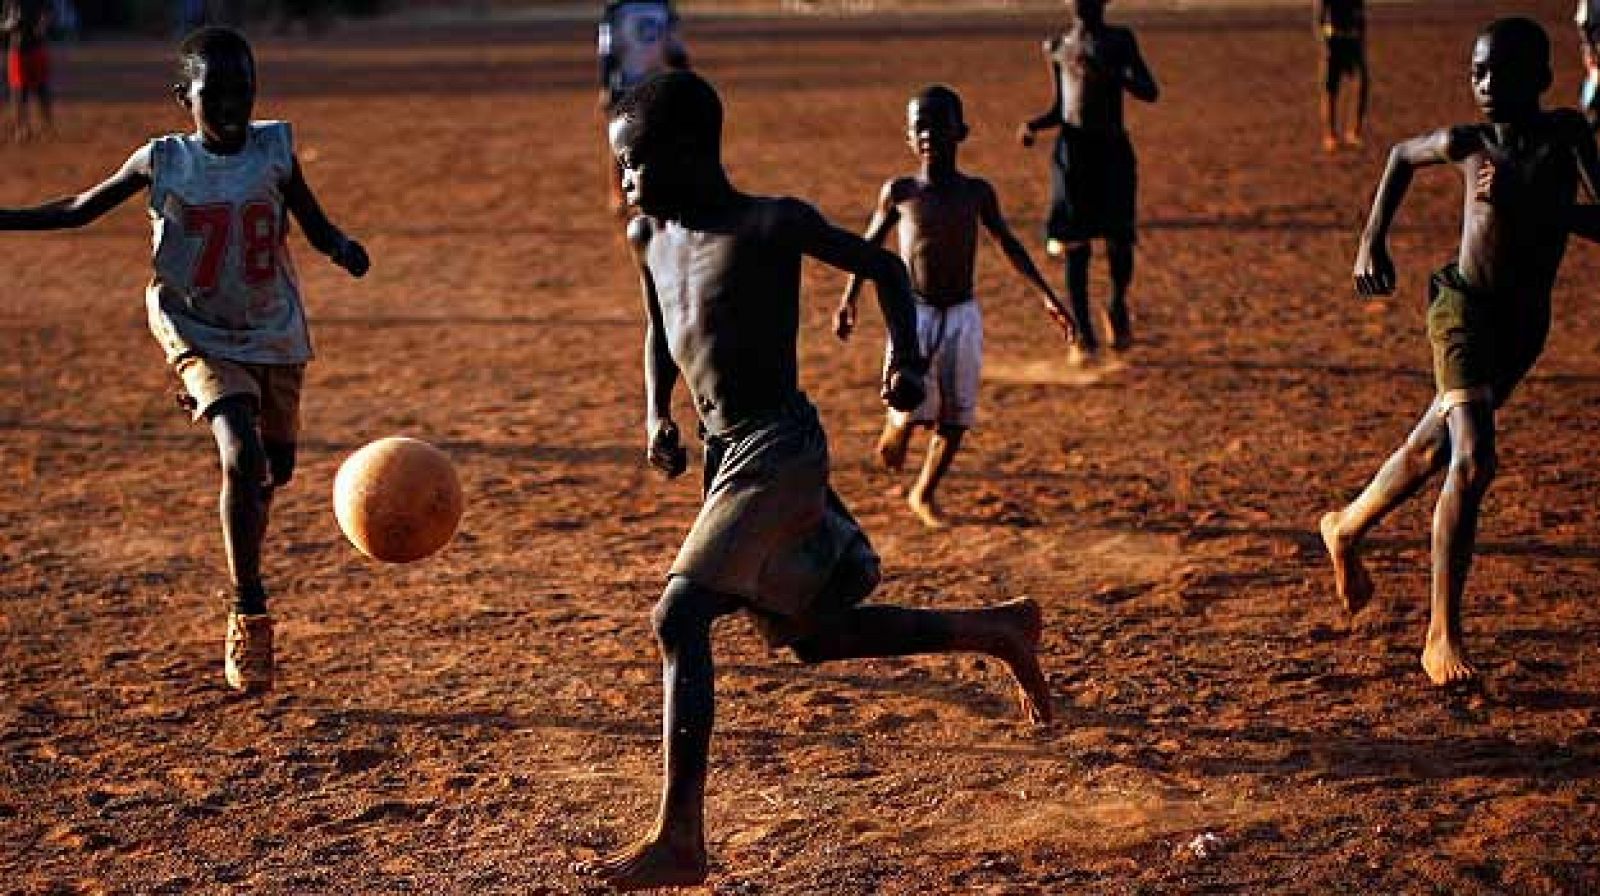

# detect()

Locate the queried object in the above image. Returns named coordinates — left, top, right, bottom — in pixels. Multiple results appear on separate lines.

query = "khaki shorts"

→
left=1425, top=263, right=1548, bottom=413
left=174, top=355, right=305, bottom=443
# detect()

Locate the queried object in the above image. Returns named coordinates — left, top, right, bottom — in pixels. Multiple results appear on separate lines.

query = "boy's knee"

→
left=265, top=440, right=297, bottom=487
left=651, top=578, right=723, bottom=647
left=219, top=437, right=267, bottom=486
left=1448, top=446, right=1497, bottom=490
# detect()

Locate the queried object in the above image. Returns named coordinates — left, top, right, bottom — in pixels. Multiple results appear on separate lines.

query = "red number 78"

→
left=183, top=200, right=280, bottom=290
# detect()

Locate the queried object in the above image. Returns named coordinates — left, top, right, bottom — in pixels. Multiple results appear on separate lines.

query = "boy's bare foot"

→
left=1341, top=131, right=1364, bottom=148
left=1104, top=307, right=1132, bottom=351
left=1321, top=134, right=1339, bottom=153
left=1421, top=636, right=1477, bottom=686
left=907, top=490, right=948, bottom=529
left=876, top=419, right=911, bottom=470
left=575, top=835, right=708, bottom=891
left=1067, top=343, right=1097, bottom=369
left=993, top=597, right=1052, bottom=725
left=1320, top=511, right=1373, bottom=615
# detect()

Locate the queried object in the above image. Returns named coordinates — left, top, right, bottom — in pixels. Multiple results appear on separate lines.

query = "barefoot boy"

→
left=2, top=0, right=52, bottom=139
left=1321, top=18, right=1600, bottom=686
left=0, top=27, right=369, bottom=693
left=578, top=71, right=1051, bottom=891
left=836, top=84, right=1075, bottom=529
left=1316, top=0, right=1368, bottom=151
left=1019, top=0, right=1156, bottom=360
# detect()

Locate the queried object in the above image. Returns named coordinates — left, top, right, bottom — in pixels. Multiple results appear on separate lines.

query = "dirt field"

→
left=5, top=1, right=1600, bottom=893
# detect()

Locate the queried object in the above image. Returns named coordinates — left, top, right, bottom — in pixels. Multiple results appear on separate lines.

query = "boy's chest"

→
left=1055, top=31, right=1128, bottom=73
left=648, top=230, right=779, bottom=319
left=898, top=188, right=980, bottom=242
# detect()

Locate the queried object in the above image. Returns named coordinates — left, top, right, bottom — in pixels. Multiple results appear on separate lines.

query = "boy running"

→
left=836, top=84, right=1076, bottom=529
left=1316, top=0, right=1368, bottom=151
left=1321, top=18, right=1600, bottom=685
left=578, top=71, right=1051, bottom=891
left=0, top=27, right=370, bottom=694
left=1019, top=0, right=1157, bottom=362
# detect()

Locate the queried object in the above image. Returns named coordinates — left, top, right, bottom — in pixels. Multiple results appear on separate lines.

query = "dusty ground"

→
left=5, top=1, right=1600, bottom=893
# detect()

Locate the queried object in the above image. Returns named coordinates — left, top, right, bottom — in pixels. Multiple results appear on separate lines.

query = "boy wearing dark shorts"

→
left=577, top=71, right=1051, bottom=891
left=1321, top=18, right=1600, bottom=686
left=1317, top=0, right=1368, bottom=151
left=1019, top=0, right=1157, bottom=362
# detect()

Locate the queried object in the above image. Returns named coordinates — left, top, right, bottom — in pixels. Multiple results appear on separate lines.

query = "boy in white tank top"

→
left=0, top=27, right=369, bottom=694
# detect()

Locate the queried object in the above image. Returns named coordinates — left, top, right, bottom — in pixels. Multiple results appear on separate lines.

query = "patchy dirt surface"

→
left=5, top=2, right=1600, bottom=893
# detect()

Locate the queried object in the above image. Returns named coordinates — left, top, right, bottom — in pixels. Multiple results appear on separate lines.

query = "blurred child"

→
left=3, top=0, right=52, bottom=139
left=1316, top=0, right=1368, bottom=151
left=1019, top=0, right=1157, bottom=362
left=837, top=84, right=1075, bottom=529
left=577, top=71, right=1051, bottom=891
left=596, top=0, right=689, bottom=214
left=1323, top=18, right=1600, bottom=685
left=0, top=27, right=369, bottom=693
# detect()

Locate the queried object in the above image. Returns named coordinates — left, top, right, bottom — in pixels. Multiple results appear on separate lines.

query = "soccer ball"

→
left=333, top=437, right=463, bottom=563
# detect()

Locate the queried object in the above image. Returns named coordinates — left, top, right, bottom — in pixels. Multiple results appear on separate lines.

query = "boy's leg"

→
left=209, top=396, right=272, bottom=615
left=1423, top=400, right=1495, bottom=685
left=790, top=597, right=1052, bottom=725
left=1065, top=242, right=1097, bottom=359
left=907, top=424, right=963, bottom=529
left=578, top=576, right=735, bottom=890
left=1320, top=46, right=1340, bottom=151
left=1345, top=58, right=1368, bottom=145
left=876, top=413, right=914, bottom=470
left=1320, top=404, right=1449, bottom=614
left=1105, top=239, right=1135, bottom=350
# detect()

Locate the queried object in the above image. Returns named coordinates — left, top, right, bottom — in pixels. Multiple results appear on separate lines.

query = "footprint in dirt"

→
left=984, top=354, right=1129, bottom=386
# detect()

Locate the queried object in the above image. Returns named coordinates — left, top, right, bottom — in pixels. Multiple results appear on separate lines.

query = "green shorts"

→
left=1425, top=263, right=1549, bottom=409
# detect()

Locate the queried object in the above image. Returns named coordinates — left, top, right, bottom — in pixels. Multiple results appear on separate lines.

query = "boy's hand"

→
left=334, top=238, right=370, bottom=278
left=1353, top=241, right=1396, bottom=296
left=881, top=361, right=927, bottom=412
left=833, top=299, right=858, bottom=341
left=647, top=419, right=688, bottom=479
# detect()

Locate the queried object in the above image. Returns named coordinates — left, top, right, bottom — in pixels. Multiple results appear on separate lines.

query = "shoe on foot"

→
left=225, top=612, right=275, bottom=694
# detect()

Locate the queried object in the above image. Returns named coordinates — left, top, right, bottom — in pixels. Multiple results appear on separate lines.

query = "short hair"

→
left=912, top=84, right=965, bottom=125
left=612, top=70, right=723, bottom=152
left=177, top=27, right=255, bottom=84
left=1479, top=17, right=1551, bottom=73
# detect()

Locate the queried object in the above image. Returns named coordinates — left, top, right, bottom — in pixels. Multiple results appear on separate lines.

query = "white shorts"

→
left=885, top=299, right=982, bottom=429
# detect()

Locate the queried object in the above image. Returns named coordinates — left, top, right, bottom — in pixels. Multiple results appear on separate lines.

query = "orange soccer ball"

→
left=333, top=437, right=463, bottom=563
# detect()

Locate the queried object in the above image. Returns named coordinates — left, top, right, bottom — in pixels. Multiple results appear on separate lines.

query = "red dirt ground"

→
left=5, top=2, right=1600, bottom=892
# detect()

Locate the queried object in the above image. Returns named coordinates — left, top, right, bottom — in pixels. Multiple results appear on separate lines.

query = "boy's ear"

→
left=1536, top=62, right=1553, bottom=94
left=956, top=122, right=970, bottom=141
left=172, top=82, right=189, bottom=108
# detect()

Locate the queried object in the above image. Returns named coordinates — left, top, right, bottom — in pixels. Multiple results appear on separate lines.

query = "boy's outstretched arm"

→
left=630, top=217, right=687, bottom=479
left=0, top=147, right=149, bottom=231
left=977, top=181, right=1076, bottom=341
left=835, top=179, right=901, bottom=341
left=782, top=200, right=924, bottom=408
left=1354, top=128, right=1461, bottom=296
left=284, top=158, right=369, bottom=277
left=1561, top=112, right=1600, bottom=242
left=1121, top=32, right=1159, bottom=103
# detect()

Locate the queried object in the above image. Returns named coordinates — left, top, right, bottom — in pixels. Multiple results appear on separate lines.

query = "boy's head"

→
left=1070, top=0, right=1107, bottom=26
left=608, top=70, right=724, bottom=217
left=175, top=27, right=257, bottom=151
left=906, top=84, right=967, bottom=165
left=1472, top=17, right=1551, bottom=121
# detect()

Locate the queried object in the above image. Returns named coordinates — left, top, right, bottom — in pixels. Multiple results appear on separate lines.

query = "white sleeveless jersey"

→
left=1581, top=0, right=1600, bottom=29
left=599, top=1, right=676, bottom=94
left=143, top=121, right=309, bottom=365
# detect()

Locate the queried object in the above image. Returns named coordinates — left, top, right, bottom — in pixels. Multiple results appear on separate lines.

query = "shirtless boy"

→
left=837, top=84, right=1075, bottom=529
left=1321, top=18, right=1600, bottom=686
left=1316, top=0, right=1368, bottom=151
left=577, top=71, right=1051, bottom=891
left=1019, top=0, right=1157, bottom=361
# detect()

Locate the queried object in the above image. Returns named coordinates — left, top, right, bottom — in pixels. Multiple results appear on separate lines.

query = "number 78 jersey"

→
left=143, top=121, right=310, bottom=365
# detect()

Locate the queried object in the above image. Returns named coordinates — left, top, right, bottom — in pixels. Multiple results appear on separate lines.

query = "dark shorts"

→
left=1047, top=128, right=1137, bottom=245
left=8, top=46, right=48, bottom=91
left=1426, top=263, right=1549, bottom=407
left=670, top=395, right=881, bottom=647
left=1322, top=36, right=1364, bottom=90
